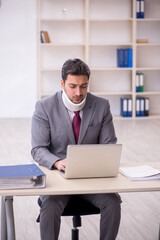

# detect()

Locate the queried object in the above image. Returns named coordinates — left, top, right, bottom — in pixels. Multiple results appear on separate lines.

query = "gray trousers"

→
left=40, top=193, right=121, bottom=240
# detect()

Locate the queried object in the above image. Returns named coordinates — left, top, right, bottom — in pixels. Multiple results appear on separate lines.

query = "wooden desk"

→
left=1, top=162, right=160, bottom=240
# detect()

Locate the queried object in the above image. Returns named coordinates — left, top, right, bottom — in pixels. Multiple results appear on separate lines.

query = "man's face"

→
left=61, top=74, right=88, bottom=104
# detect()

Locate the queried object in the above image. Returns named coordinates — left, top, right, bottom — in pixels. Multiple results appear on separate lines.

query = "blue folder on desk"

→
left=0, top=164, right=46, bottom=189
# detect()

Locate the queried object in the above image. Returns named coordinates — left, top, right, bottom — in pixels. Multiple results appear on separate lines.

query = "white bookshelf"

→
left=37, top=0, right=160, bottom=118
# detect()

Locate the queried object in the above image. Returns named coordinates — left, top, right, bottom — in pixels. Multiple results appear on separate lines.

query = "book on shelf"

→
left=136, top=73, right=144, bottom=92
left=136, top=0, right=145, bottom=19
left=121, top=97, right=132, bottom=117
left=119, top=165, right=160, bottom=181
left=117, top=48, right=132, bottom=68
left=136, top=39, right=148, bottom=44
left=136, top=97, right=149, bottom=117
left=0, top=164, right=46, bottom=190
left=40, top=31, right=51, bottom=43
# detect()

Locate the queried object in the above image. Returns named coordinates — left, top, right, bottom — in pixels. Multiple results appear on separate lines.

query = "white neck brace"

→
left=62, top=89, right=86, bottom=112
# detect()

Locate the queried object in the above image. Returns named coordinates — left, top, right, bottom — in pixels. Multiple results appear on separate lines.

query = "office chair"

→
left=37, top=196, right=100, bottom=240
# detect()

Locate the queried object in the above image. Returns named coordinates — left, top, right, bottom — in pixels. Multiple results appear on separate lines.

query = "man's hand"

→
left=54, top=159, right=66, bottom=172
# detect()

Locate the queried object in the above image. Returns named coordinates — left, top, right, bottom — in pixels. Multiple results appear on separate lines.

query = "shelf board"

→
left=136, top=67, right=160, bottom=71
left=114, top=115, right=160, bottom=119
left=40, top=43, right=85, bottom=47
left=89, top=42, right=133, bottom=46
left=136, top=91, right=160, bottom=96
left=90, top=91, right=132, bottom=96
left=136, top=43, right=160, bottom=46
left=136, top=18, right=160, bottom=22
left=134, top=115, right=160, bottom=119
left=40, top=18, right=86, bottom=22
left=41, top=68, right=60, bottom=71
left=41, top=92, right=54, bottom=97
left=91, top=67, right=132, bottom=71
left=89, top=18, right=133, bottom=22
left=113, top=115, right=133, bottom=120
left=41, top=92, right=133, bottom=97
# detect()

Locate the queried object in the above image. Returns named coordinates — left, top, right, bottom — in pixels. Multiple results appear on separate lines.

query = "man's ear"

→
left=61, top=79, right=64, bottom=89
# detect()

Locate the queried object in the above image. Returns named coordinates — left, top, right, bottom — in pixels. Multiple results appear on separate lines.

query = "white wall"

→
left=0, top=0, right=37, bottom=118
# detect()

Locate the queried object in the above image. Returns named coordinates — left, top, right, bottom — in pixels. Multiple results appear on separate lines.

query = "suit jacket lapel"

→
left=78, top=93, right=96, bottom=144
left=56, top=92, right=76, bottom=143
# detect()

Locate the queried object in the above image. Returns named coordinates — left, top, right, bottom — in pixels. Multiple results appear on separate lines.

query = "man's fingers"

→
left=58, top=160, right=66, bottom=171
left=54, top=159, right=66, bottom=171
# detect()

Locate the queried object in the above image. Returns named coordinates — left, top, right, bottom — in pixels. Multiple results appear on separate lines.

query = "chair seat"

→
left=62, top=196, right=100, bottom=216
left=37, top=196, right=100, bottom=218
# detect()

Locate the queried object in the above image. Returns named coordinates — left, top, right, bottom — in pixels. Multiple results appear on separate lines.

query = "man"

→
left=31, top=58, right=121, bottom=240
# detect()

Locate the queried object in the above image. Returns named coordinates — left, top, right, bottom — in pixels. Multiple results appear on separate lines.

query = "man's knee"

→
left=101, top=193, right=121, bottom=214
left=40, top=195, right=70, bottom=215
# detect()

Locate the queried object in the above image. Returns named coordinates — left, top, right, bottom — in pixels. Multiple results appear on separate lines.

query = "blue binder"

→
left=117, top=49, right=124, bottom=67
left=127, top=98, right=132, bottom=117
left=136, top=0, right=141, bottom=18
left=121, top=98, right=128, bottom=117
left=121, top=98, right=132, bottom=117
left=0, top=164, right=46, bottom=189
left=140, top=98, right=145, bottom=116
left=140, top=0, right=145, bottom=18
left=136, top=98, right=141, bottom=117
left=127, top=48, right=133, bottom=67
left=124, top=49, right=128, bottom=67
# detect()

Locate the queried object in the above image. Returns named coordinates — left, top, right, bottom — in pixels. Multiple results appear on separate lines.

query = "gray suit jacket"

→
left=31, top=91, right=117, bottom=169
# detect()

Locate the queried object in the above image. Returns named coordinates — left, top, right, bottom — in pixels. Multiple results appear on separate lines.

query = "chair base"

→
left=72, top=228, right=79, bottom=240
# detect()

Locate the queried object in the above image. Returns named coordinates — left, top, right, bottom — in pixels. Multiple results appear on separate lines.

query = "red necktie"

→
left=72, top=111, right=81, bottom=144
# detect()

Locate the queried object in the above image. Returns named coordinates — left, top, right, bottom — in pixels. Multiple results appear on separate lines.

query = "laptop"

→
left=59, top=144, right=122, bottom=179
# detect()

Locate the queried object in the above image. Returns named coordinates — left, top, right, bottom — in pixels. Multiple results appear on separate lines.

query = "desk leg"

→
left=1, top=197, right=15, bottom=240
left=1, top=196, right=7, bottom=240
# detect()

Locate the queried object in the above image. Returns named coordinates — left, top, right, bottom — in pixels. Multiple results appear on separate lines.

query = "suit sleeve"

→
left=31, top=101, right=61, bottom=169
left=98, top=100, right=117, bottom=144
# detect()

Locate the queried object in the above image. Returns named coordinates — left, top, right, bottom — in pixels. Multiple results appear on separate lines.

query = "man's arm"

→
left=31, top=101, right=61, bottom=169
left=98, top=99, right=117, bottom=144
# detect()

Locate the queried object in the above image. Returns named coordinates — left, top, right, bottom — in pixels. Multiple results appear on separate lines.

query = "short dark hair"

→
left=61, top=58, right=90, bottom=82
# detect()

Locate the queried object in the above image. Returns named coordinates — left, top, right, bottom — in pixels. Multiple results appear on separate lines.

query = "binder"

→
left=140, top=0, right=145, bottom=18
left=40, top=31, right=45, bottom=43
left=127, top=48, right=133, bottom=67
left=136, top=73, right=140, bottom=92
left=121, top=98, right=128, bottom=117
left=117, top=48, right=133, bottom=68
left=136, top=0, right=140, bottom=18
left=0, top=164, right=46, bottom=190
left=136, top=98, right=141, bottom=117
left=127, top=98, right=132, bottom=117
left=124, top=49, right=128, bottom=67
left=140, top=98, right=145, bottom=116
left=144, top=97, right=149, bottom=116
left=121, top=98, right=132, bottom=117
left=139, top=73, right=144, bottom=92
left=117, top=49, right=124, bottom=67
